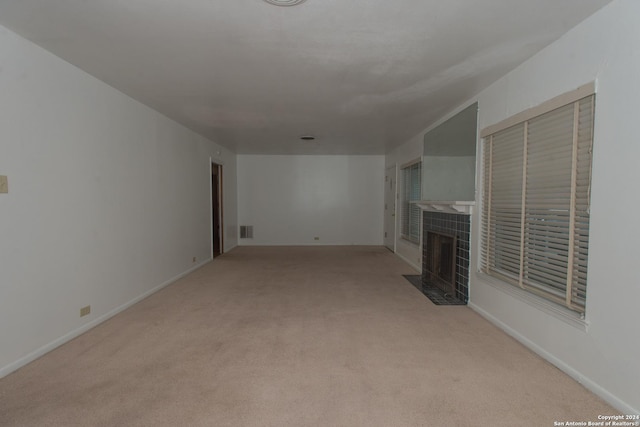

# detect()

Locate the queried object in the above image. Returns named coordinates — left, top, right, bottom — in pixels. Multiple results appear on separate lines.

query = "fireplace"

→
left=417, top=201, right=473, bottom=304
left=424, top=232, right=457, bottom=296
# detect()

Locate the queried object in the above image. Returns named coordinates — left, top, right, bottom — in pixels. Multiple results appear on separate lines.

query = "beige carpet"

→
left=0, top=246, right=614, bottom=426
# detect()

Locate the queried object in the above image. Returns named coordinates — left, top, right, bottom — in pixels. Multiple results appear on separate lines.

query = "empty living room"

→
left=0, top=0, right=638, bottom=426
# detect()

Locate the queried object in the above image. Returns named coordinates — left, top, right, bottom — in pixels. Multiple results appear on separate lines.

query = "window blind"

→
left=481, top=94, right=594, bottom=313
left=401, top=161, right=422, bottom=244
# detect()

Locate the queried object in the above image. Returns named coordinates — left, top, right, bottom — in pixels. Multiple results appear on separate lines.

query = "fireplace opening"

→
left=424, top=232, right=457, bottom=296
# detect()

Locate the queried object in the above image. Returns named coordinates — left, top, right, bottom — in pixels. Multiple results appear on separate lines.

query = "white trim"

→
left=475, top=272, right=588, bottom=330
left=0, top=258, right=212, bottom=379
left=415, top=200, right=474, bottom=215
left=210, top=157, right=214, bottom=259
left=395, top=251, right=421, bottom=273
left=469, top=302, right=638, bottom=415
left=392, top=164, right=398, bottom=253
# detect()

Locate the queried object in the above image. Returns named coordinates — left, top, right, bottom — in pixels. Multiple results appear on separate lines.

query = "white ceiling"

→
left=0, top=0, right=613, bottom=154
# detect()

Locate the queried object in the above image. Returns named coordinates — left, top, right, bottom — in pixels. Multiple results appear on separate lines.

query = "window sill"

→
left=399, top=237, right=420, bottom=247
left=474, top=272, right=589, bottom=332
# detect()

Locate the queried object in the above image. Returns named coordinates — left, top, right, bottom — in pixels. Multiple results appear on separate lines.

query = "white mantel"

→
left=414, top=200, right=475, bottom=215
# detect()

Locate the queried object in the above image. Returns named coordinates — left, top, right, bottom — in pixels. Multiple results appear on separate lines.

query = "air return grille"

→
left=240, top=226, right=254, bottom=239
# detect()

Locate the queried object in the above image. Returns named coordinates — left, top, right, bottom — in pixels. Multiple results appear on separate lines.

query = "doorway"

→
left=384, top=165, right=397, bottom=251
left=212, top=162, right=224, bottom=258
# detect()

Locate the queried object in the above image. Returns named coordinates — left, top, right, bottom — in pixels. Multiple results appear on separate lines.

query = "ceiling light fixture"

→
left=262, top=0, right=307, bottom=6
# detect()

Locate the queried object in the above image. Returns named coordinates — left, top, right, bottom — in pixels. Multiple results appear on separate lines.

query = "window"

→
left=480, top=85, right=595, bottom=314
left=401, top=160, right=422, bottom=244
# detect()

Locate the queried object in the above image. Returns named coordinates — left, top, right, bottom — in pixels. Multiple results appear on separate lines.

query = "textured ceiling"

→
left=0, top=0, right=613, bottom=154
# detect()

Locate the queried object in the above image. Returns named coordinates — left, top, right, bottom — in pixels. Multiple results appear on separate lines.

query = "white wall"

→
left=385, top=137, right=423, bottom=271
left=237, top=155, right=384, bottom=246
left=421, top=156, right=476, bottom=201
left=384, top=0, right=640, bottom=412
left=0, top=25, right=237, bottom=377
left=467, top=0, right=639, bottom=413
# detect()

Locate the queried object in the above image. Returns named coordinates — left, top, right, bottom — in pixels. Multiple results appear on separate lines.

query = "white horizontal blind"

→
left=401, top=162, right=422, bottom=244
left=481, top=95, right=594, bottom=313
left=482, top=124, right=525, bottom=284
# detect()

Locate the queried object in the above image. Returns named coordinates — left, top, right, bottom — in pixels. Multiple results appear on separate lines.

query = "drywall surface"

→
left=421, top=156, right=476, bottom=201
left=468, top=0, right=639, bottom=413
left=385, top=136, right=423, bottom=271
left=0, top=25, right=237, bottom=376
left=237, top=155, right=384, bottom=246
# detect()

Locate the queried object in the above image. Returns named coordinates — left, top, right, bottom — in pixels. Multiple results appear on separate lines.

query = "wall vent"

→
left=240, top=225, right=254, bottom=239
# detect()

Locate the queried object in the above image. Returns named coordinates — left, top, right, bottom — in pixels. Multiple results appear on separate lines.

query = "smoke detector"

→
left=262, top=0, right=307, bottom=6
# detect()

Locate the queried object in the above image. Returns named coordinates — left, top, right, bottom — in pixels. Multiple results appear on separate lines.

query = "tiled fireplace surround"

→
left=420, top=205, right=472, bottom=303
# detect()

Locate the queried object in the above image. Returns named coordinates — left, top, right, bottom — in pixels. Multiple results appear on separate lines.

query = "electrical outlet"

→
left=314, top=237, right=320, bottom=241
left=80, top=305, right=91, bottom=317
left=0, top=175, right=8, bottom=193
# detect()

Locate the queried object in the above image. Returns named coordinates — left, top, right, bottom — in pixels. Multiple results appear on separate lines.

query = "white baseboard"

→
left=469, top=302, right=638, bottom=415
left=0, top=258, right=212, bottom=379
left=395, top=252, right=421, bottom=273
left=223, top=243, right=238, bottom=253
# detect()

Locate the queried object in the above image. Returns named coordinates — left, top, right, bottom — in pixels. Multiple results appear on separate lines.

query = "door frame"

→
left=210, top=158, right=224, bottom=259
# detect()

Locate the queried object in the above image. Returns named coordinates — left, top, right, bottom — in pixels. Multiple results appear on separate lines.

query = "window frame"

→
left=400, top=159, right=422, bottom=245
left=480, top=83, right=595, bottom=314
